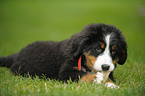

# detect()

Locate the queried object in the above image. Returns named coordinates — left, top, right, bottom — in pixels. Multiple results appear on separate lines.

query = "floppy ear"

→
left=118, top=44, right=127, bottom=65
left=69, top=33, right=89, bottom=57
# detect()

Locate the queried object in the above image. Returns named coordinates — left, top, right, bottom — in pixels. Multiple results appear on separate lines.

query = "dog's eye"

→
left=96, top=46, right=102, bottom=52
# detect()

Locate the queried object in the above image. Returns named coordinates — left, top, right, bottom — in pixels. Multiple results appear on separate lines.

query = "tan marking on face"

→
left=113, top=58, right=119, bottom=64
left=112, top=45, right=116, bottom=50
left=80, top=73, right=98, bottom=83
left=100, top=42, right=105, bottom=49
left=84, top=51, right=97, bottom=72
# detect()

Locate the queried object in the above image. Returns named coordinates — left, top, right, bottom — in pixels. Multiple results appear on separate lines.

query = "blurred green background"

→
left=0, top=0, right=145, bottom=62
left=0, top=0, right=145, bottom=95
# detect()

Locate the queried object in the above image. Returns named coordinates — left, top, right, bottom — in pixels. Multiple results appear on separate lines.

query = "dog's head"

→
left=70, top=23, right=127, bottom=72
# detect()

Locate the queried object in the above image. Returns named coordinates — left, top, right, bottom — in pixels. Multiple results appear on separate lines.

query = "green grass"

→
left=0, top=0, right=145, bottom=96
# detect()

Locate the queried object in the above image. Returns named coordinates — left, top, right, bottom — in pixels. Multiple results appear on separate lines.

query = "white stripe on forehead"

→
left=102, top=34, right=111, bottom=58
left=105, top=34, right=111, bottom=51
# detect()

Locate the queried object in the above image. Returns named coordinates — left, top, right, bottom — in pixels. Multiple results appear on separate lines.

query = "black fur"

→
left=0, top=23, right=127, bottom=81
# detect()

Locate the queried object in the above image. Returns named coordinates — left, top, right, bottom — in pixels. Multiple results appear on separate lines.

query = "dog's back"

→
left=0, top=41, right=66, bottom=79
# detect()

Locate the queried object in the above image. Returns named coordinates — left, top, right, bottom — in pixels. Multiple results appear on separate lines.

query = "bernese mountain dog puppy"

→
left=0, top=23, right=127, bottom=88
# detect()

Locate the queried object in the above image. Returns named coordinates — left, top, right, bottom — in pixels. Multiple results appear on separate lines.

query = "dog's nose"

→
left=101, top=64, right=110, bottom=71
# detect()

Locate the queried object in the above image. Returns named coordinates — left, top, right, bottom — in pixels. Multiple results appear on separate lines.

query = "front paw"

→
left=93, top=72, right=104, bottom=84
left=105, top=83, right=120, bottom=89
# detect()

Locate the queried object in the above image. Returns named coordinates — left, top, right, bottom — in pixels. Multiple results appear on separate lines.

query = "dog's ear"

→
left=117, top=43, right=127, bottom=65
left=69, top=33, right=89, bottom=57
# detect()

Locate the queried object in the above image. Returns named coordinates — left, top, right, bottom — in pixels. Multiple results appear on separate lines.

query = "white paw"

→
left=105, top=83, right=120, bottom=89
left=94, top=72, right=104, bottom=84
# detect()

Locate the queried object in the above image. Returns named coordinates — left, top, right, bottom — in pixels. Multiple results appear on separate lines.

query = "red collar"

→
left=78, top=56, right=81, bottom=71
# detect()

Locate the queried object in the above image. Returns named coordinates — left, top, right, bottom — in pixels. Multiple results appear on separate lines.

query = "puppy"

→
left=0, top=23, right=127, bottom=88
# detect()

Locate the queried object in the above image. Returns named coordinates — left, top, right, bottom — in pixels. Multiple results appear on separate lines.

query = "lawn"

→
left=0, top=0, right=145, bottom=96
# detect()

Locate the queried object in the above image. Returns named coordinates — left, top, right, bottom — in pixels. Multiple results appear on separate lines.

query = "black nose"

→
left=102, top=64, right=110, bottom=71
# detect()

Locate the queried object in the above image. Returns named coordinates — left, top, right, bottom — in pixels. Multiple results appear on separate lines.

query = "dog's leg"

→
left=80, top=72, right=104, bottom=84
left=80, top=73, right=97, bottom=83
left=104, top=78, right=120, bottom=88
left=102, top=71, right=119, bottom=88
left=81, top=71, right=119, bottom=88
